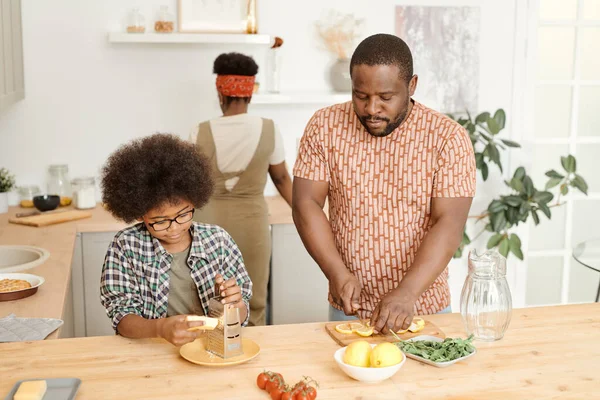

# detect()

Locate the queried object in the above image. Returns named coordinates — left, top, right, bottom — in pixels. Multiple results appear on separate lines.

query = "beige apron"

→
left=194, top=118, right=274, bottom=326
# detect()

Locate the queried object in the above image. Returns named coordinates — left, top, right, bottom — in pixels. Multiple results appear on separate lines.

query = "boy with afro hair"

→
left=100, top=133, right=252, bottom=347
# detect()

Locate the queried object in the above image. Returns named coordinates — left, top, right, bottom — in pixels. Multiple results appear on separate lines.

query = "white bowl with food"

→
left=0, top=273, right=45, bottom=301
left=334, top=342, right=406, bottom=383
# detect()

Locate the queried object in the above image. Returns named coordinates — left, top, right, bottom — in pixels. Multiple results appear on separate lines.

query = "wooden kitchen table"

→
left=1, top=304, right=598, bottom=399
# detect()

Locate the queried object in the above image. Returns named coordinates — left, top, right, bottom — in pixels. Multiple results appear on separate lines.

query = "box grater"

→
left=206, top=296, right=243, bottom=358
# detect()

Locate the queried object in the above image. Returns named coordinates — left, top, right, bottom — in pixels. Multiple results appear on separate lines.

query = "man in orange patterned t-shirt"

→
left=293, top=34, right=476, bottom=334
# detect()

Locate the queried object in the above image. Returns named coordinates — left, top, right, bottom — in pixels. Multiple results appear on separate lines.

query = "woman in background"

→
left=191, top=52, right=292, bottom=326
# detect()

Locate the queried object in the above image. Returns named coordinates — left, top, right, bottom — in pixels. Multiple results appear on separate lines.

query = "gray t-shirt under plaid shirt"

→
left=100, top=222, right=252, bottom=331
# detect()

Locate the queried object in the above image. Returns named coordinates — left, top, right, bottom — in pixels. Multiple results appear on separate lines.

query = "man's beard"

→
left=358, top=109, right=407, bottom=137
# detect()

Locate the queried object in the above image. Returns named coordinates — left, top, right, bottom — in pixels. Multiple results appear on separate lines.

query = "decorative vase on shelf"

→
left=0, top=192, right=8, bottom=214
left=246, top=0, right=257, bottom=34
left=329, top=58, right=351, bottom=92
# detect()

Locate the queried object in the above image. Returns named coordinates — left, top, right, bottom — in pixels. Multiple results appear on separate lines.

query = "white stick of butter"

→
left=186, top=315, right=219, bottom=331
left=14, top=380, right=47, bottom=400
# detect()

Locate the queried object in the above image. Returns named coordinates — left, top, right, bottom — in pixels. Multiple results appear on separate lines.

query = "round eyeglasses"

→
left=148, top=209, right=195, bottom=232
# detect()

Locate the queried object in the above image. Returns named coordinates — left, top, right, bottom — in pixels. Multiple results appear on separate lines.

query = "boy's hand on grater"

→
left=215, top=274, right=248, bottom=322
left=157, top=315, right=202, bottom=347
left=215, top=274, right=243, bottom=306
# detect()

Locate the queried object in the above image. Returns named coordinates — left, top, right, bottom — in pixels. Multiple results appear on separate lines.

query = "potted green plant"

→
left=449, top=110, right=589, bottom=260
left=0, top=168, right=16, bottom=214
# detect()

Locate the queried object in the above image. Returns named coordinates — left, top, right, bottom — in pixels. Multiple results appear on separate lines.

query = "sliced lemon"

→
left=355, top=325, right=374, bottom=337
left=349, top=322, right=364, bottom=331
left=335, top=323, right=354, bottom=335
left=408, top=322, right=425, bottom=333
left=397, top=317, right=426, bottom=334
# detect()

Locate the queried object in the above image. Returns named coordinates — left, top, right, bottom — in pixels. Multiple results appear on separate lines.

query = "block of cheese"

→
left=14, top=380, right=47, bottom=400
left=186, top=315, right=219, bottom=331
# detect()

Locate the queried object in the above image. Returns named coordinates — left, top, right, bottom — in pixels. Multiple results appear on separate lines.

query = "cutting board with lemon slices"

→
left=325, top=319, right=445, bottom=347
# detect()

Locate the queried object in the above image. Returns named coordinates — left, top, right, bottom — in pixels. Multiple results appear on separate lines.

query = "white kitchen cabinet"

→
left=270, top=224, right=329, bottom=324
left=0, top=0, right=25, bottom=111
left=71, top=231, right=117, bottom=337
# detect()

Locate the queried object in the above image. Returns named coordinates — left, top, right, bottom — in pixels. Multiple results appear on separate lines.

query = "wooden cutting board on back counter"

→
left=9, top=210, right=93, bottom=227
left=325, top=319, right=446, bottom=347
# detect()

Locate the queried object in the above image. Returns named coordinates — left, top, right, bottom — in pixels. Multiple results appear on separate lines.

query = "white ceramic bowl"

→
left=334, top=343, right=406, bottom=383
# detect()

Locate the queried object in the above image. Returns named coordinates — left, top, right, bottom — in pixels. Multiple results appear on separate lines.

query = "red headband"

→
left=216, top=75, right=255, bottom=97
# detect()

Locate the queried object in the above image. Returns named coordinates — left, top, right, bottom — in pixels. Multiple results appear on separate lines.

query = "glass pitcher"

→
left=460, top=249, right=512, bottom=341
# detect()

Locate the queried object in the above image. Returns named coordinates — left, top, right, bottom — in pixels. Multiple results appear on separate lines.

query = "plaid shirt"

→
left=100, top=222, right=252, bottom=331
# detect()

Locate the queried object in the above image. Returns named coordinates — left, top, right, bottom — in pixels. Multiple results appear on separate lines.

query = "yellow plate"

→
left=179, top=337, right=260, bottom=367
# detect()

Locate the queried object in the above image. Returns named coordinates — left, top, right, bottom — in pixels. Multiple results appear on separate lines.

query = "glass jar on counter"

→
left=154, top=6, right=174, bottom=33
left=460, top=249, right=512, bottom=341
left=126, top=8, right=146, bottom=33
left=47, top=164, right=72, bottom=207
left=17, top=185, right=41, bottom=208
left=71, top=177, right=97, bottom=210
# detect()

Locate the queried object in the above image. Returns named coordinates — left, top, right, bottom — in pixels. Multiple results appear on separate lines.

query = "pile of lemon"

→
left=343, top=341, right=403, bottom=368
left=334, top=317, right=425, bottom=337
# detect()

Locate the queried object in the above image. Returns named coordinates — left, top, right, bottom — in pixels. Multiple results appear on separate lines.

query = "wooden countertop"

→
left=0, top=197, right=292, bottom=338
left=1, top=303, right=598, bottom=399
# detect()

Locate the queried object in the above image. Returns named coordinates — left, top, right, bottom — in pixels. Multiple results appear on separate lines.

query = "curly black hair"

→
left=101, top=133, right=214, bottom=223
left=213, top=52, right=259, bottom=76
left=350, top=34, right=413, bottom=83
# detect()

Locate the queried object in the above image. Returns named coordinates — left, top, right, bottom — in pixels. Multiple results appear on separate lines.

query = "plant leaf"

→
left=487, top=117, right=500, bottom=135
left=480, top=131, right=493, bottom=142
left=571, top=175, right=589, bottom=195
left=488, top=200, right=507, bottom=213
left=519, top=202, right=531, bottom=214
left=487, top=233, right=504, bottom=249
left=513, top=167, right=526, bottom=181
left=475, top=112, right=490, bottom=124
left=481, top=163, right=489, bottom=181
left=491, top=212, right=508, bottom=232
left=509, top=177, right=524, bottom=193
left=475, top=153, right=484, bottom=168
left=532, top=191, right=554, bottom=204
left=523, top=176, right=535, bottom=197
left=500, top=139, right=520, bottom=148
left=486, top=143, right=502, bottom=172
left=538, top=203, right=552, bottom=219
left=509, top=233, right=521, bottom=248
left=531, top=210, right=540, bottom=225
left=509, top=234, right=524, bottom=260
left=498, top=238, right=510, bottom=257
left=545, top=170, right=564, bottom=179
left=561, top=184, right=569, bottom=196
left=545, top=177, right=562, bottom=190
left=503, top=195, right=523, bottom=207
left=493, top=109, right=506, bottom=130
left=507, top=207, right=518, bottom=224
left=463, top=231, right=471, bottom=245
left=561, top=155, right=576, bottom=173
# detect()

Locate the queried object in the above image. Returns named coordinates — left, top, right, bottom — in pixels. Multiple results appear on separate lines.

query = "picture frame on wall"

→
left=178, top=0, right=248, bottom=33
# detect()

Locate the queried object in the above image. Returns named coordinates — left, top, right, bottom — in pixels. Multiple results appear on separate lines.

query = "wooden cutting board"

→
left=325, top=319, right=446, bottom=347
left=9, top=210, right=93, bottom=227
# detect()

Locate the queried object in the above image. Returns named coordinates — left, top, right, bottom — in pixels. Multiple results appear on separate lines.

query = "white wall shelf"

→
left=252, top=92, right=351, bottom=105
left=107, top=32, right=272, bottom=45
